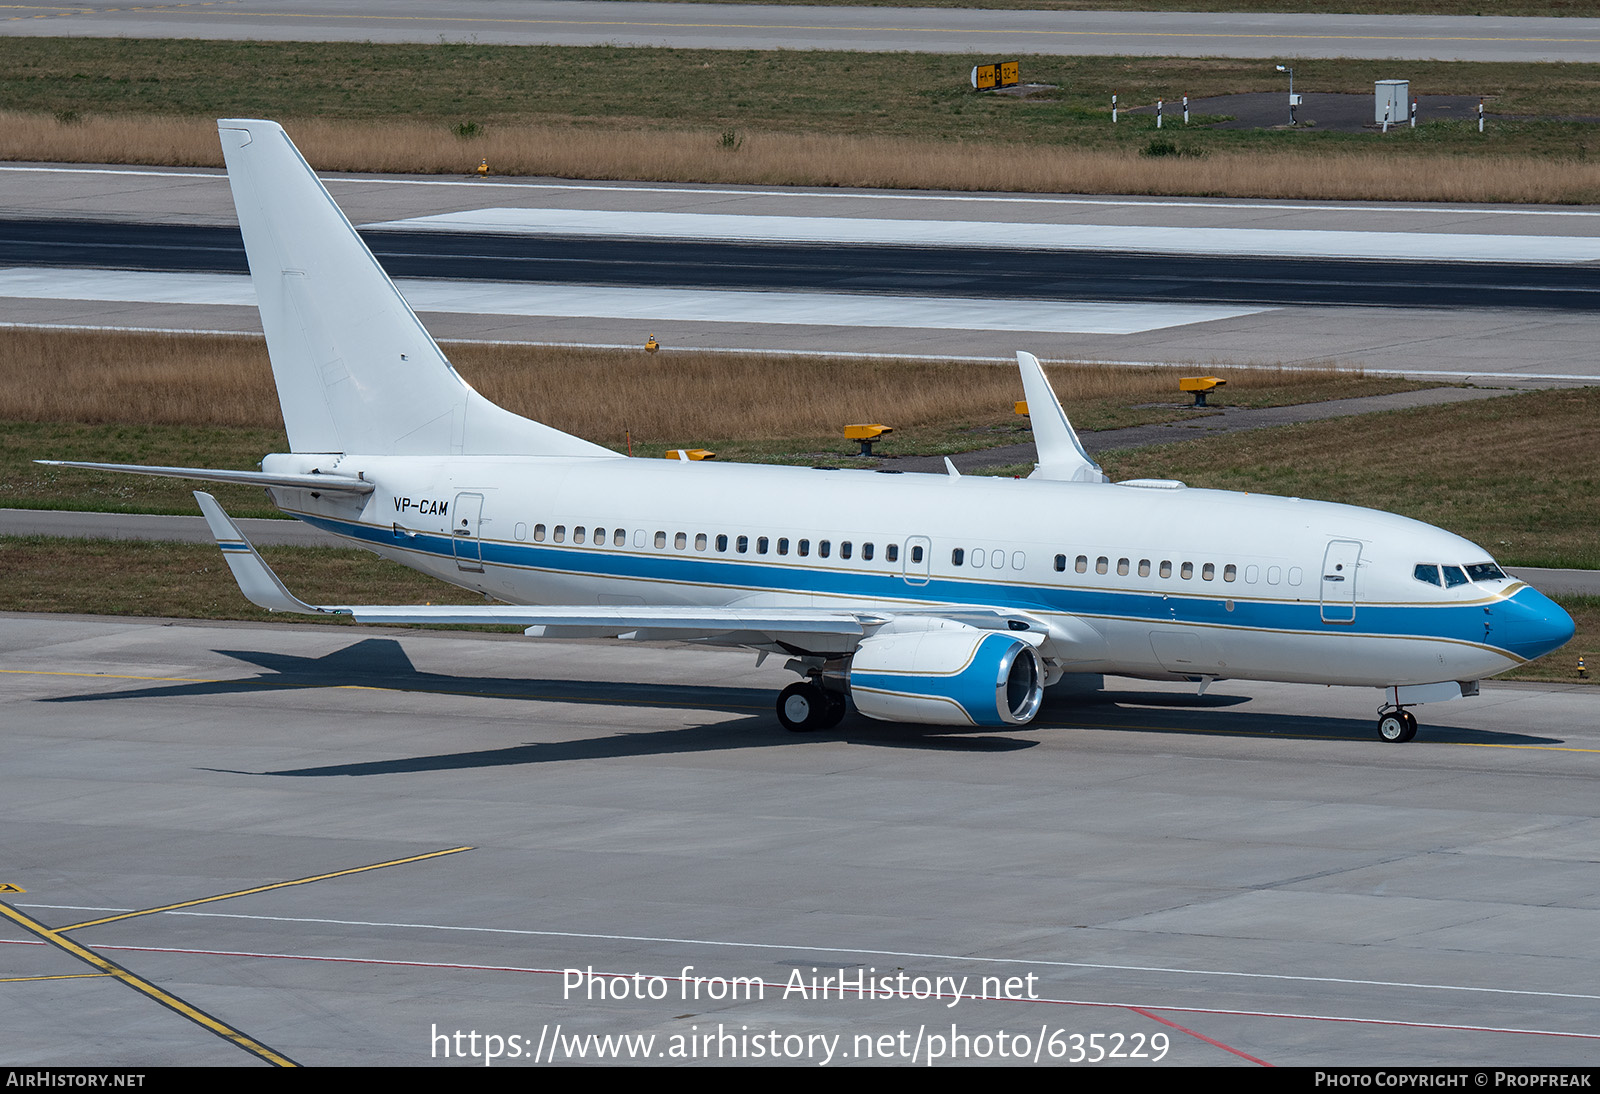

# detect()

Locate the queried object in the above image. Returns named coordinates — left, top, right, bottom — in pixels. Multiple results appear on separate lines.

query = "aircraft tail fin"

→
left=1016, top=351, right=1107, bottom=483
left=218, top=119, right=615, bottom=460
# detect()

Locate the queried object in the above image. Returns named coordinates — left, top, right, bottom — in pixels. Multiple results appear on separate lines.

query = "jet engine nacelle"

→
left=848, top=620, right=1046, bottom=726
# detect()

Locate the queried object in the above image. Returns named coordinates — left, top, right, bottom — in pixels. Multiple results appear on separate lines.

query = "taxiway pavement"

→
left=2, top=2, right=1597, bottom=63
left=2, top=613, right=1598, bottom=1066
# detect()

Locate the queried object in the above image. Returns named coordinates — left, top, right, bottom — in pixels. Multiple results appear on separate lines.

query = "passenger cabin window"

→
left=1054, top=554, right=1067, bottom=573
left=1117, top=558, right=1129, bottom=576
left=675, top=532, right=687, bottom=550
left=798, top=539, right=811, bottom=557
left=1096, top=556, right=1109, bottom=575
left=614, top=529, right=626, bottom=547
left=533, top=524, right=547, bottom=542
left=573, top=527, right=586, bottom=544
left=952, top=548, right=965, bottom=566
left=1075, top=555, right=1088, bottom=574
left=1223, top=564, right=1237, bottom=582
left=910, top=545, right=923, bottom=563
left=862, top=543, right=874, bottom=561
left=778, top=538, right=790, bottom=556
left=715, top=533, right=728, bottom=552
left=553, top=525, right=566, bottom=543
left=841, top=542, right=852, bottom=560
left=1160, top=561, right=1172, bottom=578
left=886, top=544, right=899, bottom=563
left=1181, top=562, right=1193, bottom=579
left=1202, top=563, right=1215, bottom=581
left=818, top=540, right=831, bottom=559
left=654, top=531, right=666, bottom=549
left=695, top=533, right=707, bottom=551
left=758, top=537, right=770, bottom=554
left=1138, top=559, right=1151, bottom=577
left=736, top=535, right=748, bottom=553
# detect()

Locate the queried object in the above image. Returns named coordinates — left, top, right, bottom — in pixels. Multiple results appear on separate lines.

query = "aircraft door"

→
left=453, top=492, right=485, bottom=573
left=1320, top=540, right=1361, bottom=623
left=902, top=536, right=932, bottom=586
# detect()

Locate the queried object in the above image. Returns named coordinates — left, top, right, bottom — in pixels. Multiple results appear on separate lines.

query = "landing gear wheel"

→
left=819, top=689, right=848, bottom=729
left=1378, top=710, right=1417, bottom=743
left=778, top=682, right=828, bottom=732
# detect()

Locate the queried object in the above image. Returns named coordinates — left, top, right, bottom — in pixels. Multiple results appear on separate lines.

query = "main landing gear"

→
left=1377, top=707, right=1418, bottom=743
left=777, top=681, right=848, bottom=732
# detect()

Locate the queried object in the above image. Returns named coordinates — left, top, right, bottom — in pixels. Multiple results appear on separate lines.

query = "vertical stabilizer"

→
left=1016, top=351, right=1107, bottom=483
left=218, top=119, right=616, bottom=459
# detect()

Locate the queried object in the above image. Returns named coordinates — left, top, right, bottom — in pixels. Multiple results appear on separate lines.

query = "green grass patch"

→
left=0, top=536, right=491, bottom=622
left=2, top=37, right=1599, bottom=161
left=1097, top=387, right=1600, bottom=570
left=5, top=421, right=290, bottom=519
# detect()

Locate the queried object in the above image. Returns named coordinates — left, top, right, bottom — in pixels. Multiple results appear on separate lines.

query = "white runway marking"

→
left=0, top=267, right=1264, bottom=335
left=368, top=207, right=1600, bottom=264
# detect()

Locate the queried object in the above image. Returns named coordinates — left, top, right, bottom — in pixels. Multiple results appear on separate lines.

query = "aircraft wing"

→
left=195, top=491, right=1056, bottom=646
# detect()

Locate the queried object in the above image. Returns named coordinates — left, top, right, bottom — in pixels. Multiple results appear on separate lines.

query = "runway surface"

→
left=3, top=163, right=1600, bottom=380
left=5, top=219, right=1599, bottom=313
left=2, top=613, right=1597, bottom=1066
left=2, top=2, right=1598, bottom=62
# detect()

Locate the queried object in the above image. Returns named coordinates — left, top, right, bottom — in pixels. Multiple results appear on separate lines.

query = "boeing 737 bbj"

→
left=41, top=120, right=1575, bottom=742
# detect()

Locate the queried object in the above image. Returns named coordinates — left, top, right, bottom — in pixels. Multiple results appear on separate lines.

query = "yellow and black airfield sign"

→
left=970, top=61, right=1020, bottom=91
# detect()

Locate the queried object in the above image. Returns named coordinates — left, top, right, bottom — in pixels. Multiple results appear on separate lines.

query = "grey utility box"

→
left=1376, top=80, right=1409, bottom=123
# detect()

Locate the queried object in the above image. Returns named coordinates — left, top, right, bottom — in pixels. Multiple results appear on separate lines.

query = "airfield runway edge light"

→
left=1180, top=376, right=1227, bottom=407
left=844, top=423, right=894, bottom=457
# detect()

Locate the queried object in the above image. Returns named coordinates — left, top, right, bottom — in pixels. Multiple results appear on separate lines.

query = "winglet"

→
left=1016, top=351, right=1107, bottom=483
left=194, top=491, right=340, bottom=615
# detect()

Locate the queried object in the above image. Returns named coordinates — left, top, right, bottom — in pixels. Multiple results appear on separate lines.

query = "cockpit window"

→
left=1441, top=565, right=1469, bottom=588
left=1466, top=562, right=1507, bottom=583
left=1413, top=564, right=1441, bottom=587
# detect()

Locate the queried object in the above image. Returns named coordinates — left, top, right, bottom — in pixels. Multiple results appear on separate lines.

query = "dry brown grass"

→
left=0, top=328, right=280, bottom=427
left=0, top=328, right=1361, bottom=442
left=5, top=111, right=1600, bottom=204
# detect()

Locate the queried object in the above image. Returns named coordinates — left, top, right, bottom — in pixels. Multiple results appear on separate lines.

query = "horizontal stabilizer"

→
left=40, top=461, right=375, bottom=494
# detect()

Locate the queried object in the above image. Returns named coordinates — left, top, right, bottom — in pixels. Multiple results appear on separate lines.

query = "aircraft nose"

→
left=1494, top=585, right=1575, bottom=662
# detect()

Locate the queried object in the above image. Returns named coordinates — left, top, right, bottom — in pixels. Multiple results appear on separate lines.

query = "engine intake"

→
left=848, top=621, right=1045, bottom=726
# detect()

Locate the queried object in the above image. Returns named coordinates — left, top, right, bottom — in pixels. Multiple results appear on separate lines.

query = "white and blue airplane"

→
left=43, top=120, right=1575, bottom=742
